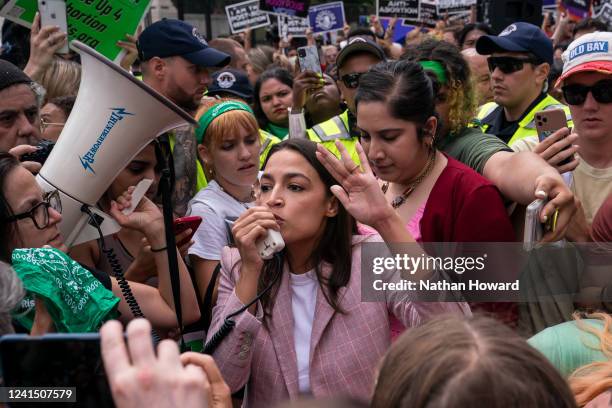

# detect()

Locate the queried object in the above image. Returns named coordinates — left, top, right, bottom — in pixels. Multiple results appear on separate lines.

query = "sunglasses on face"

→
left=340, top=72, right=363, bottom=89
left=487, top=56, right=538, bottom=74
left=562, top=79, right=612, bottom=106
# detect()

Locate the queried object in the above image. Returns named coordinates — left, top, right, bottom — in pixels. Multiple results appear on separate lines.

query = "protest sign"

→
left=278, top=14, right=309, bottom=38
left=419, top=0, right=438, bottom=27
left=225, top=0, right=270, bottom=34
left=378, top=0, right=419, bottom=19
left=437, top=0, right=474, bottom=24
left=259, top=0, right=309, bottom=18
left=0, top=0, right=150, bottom=62
left=308, top=1, right=344, bottom=34
left=593, top=2, right=611, bottom=26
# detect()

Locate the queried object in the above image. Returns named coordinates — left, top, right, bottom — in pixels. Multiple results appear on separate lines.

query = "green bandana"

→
left=419, top=60, right=448, bottom=85
left=195, top=101, right=254, bottom=144
left=11, top=248, right=119, bottom=332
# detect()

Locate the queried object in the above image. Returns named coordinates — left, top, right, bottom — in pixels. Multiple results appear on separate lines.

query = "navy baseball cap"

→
left=137, top=19, right=230, bottom=67
left=207, top=69, right=253, bottom=101
left=336, top=36, right=386, bottom=70
left=476, top=22, right=553, bottom=65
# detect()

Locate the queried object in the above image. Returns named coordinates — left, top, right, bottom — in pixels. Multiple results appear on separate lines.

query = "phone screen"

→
left=0, top=334, right=114, bottom=407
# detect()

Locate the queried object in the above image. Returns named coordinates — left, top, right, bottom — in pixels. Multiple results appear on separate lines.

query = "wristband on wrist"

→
left=150, top=245, right=168, bottom=253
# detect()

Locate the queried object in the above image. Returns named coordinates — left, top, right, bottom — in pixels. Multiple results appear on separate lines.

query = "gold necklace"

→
left=381, top=151, right=436, bottom=209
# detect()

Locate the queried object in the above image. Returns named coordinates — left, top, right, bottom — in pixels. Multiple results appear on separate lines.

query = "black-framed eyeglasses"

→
left=340, top=72, right=364, bottom=89
left=487, top=56, right=539, bottom=75
left=6, top=190, right=62, bottom=229
left=562, top=79, right=612, bottom=106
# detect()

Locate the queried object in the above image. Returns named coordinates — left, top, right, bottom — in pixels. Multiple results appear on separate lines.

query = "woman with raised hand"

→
left=0, top=152, right=200, bottom=331
left=207, top=138, right=469, bottom=407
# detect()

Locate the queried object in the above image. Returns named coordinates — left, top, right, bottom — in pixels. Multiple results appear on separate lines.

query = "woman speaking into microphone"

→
left=207, top=137, right=469, bottom=407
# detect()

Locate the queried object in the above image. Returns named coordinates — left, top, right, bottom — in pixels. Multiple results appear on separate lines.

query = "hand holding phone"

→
left=534, top=109, right=575, bottom=168
left=523, top=198, right=558, bottom=250
left=173, top=215, right=202, bottom=247
left=37, top=0, right=69, bottom=54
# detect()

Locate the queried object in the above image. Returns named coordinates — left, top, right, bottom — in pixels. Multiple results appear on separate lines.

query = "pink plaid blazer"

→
left=208, top=235, right=470, bottom=407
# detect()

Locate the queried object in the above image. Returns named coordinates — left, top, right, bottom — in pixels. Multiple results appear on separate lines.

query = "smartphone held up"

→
left=38, top=0, right=69, bottom=54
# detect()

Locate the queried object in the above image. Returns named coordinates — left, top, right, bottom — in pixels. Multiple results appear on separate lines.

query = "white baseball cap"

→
left=556, top=31, right=612, bottom=87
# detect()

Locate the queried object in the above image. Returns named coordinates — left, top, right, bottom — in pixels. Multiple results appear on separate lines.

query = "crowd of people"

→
left=0, top=5, right=611, bottom=408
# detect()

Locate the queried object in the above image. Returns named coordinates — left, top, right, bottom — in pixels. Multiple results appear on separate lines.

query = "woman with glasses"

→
left=39, top=95, right=75, bottom=142
left=0, top=151, right=200, bottom=332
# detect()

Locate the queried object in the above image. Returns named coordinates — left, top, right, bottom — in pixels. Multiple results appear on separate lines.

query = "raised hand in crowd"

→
left=23, top=12, right=68, bottom=81
left=532, top=127, right=580, bottom=174
left=306, top=27, right=315, bottom=47
left=315, top=141, right=398, bottom=232
left=101, top=319, right=231, bottom=408
left=342, top=21, right=351, bottom=38
left=180, top=352, right=233, bottom=408
left=117, top=32, right=140, bottom=72
left=292, top=70, right=324, bottom=112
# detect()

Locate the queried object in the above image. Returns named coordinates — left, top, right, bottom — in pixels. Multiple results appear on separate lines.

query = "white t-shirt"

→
left=187, top=180, right=253, bottom=260
left=290, top=270, right=318, bottom=394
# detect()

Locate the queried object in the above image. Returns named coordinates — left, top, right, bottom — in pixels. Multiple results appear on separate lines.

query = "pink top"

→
left=357, top=201, right=427, bottom=341
left=357, top=200, right=426, bottom=242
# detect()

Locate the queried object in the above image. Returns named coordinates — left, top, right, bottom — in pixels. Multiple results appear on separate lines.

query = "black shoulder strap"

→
left=202, top=263, right=222, bottom=331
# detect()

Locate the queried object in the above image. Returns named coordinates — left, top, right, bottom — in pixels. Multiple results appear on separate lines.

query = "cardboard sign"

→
left=278, top=13, right=309, bottom=38
left=259, top=0, right=309, bottom=18
left=308, top=1, right=344, bottom=34
left=0, top=0, right=150, bottom=62
left=378, top=0, right=419, bottom=19
left=593, top=2, right=611, bottom=26
left=225, top=0, right=270, bottom=34
left=419, top=0, right=438, bottom=27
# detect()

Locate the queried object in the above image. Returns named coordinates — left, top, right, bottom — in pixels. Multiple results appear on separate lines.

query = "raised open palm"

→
left=316, top=141, right=395, bottom=228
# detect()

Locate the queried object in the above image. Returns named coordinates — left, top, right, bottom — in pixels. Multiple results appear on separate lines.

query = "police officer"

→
left=475, top=22, right=572, bottom=147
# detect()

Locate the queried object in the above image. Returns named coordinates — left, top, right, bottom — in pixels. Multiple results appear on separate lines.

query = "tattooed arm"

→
left=171, top=126, right=198, bottom=217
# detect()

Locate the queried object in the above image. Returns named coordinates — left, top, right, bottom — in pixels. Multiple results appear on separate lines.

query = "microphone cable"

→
left=203, top=253, right=282, bottom=355
left=81, top=205, right=162, bottom=344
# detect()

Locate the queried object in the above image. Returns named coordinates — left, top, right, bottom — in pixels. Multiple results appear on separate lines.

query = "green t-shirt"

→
left=438, top=127, right=513, bottom=175
left=528, top=319, right=609, bottom=377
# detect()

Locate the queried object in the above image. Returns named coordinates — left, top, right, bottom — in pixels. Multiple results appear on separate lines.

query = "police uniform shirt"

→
left=481, top=93, right=547, bottom=144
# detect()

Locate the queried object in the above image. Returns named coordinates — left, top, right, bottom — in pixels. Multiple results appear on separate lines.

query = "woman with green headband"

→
left=187, top=98, right=261, bottom=314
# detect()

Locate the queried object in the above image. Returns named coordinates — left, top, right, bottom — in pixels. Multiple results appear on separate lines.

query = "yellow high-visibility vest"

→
left=306, top=110, right=360, bottom=164
left=475, top=94, right=573, bottom=147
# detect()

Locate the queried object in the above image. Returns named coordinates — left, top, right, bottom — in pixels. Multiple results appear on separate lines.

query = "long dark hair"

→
left=0, top=152, right=22, bottom=263
left=253, top=67, right=293, bottom=129
left=256, top=139, right=357, bottom=321
left=356, top=60, right=438, bottom=140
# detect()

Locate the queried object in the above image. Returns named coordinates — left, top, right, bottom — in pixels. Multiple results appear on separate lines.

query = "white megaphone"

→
left=37, top=41, right=197, bottom=248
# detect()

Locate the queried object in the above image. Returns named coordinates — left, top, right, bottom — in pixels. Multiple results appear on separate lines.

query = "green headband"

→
left=419, top=60, right=448, bottom=85
left=196, top=100, right=254, bottom=144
